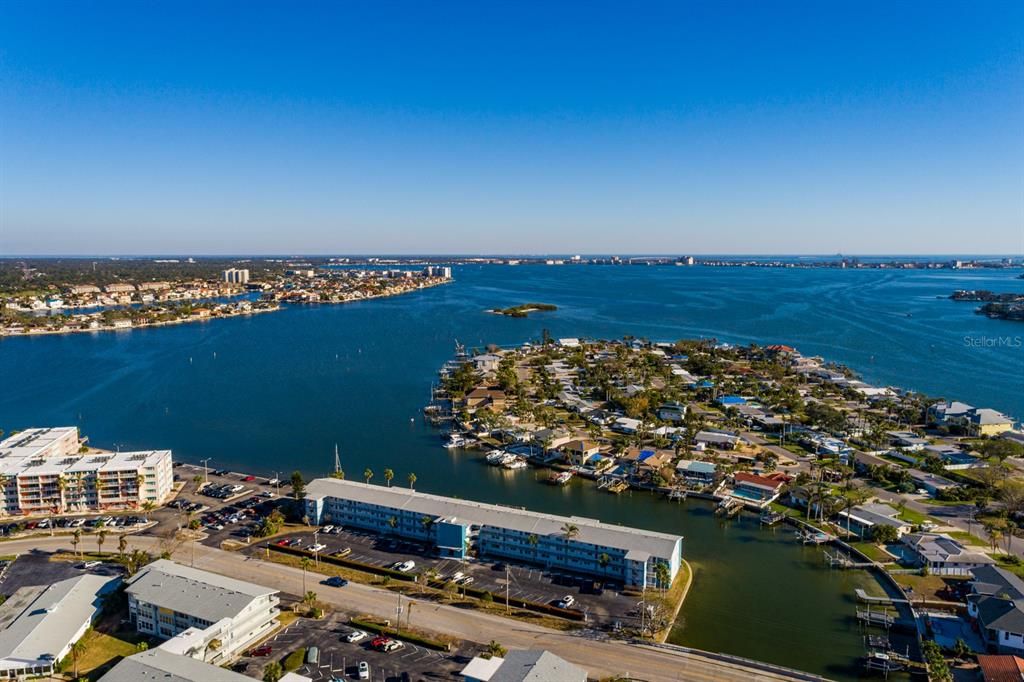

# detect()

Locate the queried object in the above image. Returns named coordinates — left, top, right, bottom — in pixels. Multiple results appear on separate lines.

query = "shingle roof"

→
left=489, top=650, right=588, bottom=682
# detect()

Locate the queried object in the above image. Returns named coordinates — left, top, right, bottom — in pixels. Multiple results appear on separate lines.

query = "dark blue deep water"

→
left=1, top=264, right=1022, bottom=678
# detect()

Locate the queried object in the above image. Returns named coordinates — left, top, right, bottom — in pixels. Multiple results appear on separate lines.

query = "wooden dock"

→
left=856, top=606, right=895, bottom=628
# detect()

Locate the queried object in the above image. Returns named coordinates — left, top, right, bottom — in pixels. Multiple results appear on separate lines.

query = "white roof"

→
left=0, top=574, right=119, bottom=671
left=306, top=478, right=682, bottom=559
left=98, top=648, right=252, bottom=682
left=0, top=427, right=78, bottom=461
left=461, top=655, right=506, bottom=680
left=125, top=560, right=276, bottom=623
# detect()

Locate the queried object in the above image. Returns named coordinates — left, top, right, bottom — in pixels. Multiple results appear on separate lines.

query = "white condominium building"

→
left=0, top=428, right=173, bottom=517
left=126, top=560, right=279, bottom=664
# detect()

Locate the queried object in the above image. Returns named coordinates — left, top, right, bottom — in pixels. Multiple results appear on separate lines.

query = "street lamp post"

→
left=200, top=458, right=212, bottom=485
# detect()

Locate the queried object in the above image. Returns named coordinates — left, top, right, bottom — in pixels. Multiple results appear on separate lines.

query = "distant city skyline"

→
left=1, top=2, right=1022, bottom=255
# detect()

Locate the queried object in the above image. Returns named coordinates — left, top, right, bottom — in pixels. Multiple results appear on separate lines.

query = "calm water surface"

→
left=2, top=265, right=1022, bottom=678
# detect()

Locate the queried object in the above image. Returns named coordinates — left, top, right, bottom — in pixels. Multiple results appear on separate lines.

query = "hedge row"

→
left=424, top=579, right=585, bottom=621
left=348, top=618, right=450, bottom=651
left=269, top=544, right=582, bottom=621
left=268, top=544, right=415, bottom=581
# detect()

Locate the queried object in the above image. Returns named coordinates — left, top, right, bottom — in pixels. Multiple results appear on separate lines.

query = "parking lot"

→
left=235, top=610, right=465, bottom=681
left=0, top=551, right=125, bottom=596
left=254, top=526, right=642, bottom=628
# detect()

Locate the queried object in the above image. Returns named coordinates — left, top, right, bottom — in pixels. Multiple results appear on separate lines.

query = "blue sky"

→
left=1, top=1, right=1022, bottom=255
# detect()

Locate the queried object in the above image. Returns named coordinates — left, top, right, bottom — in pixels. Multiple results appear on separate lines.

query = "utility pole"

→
left=505, top=564, right=510, bottom=614
left=200, top=458, right=212, bottom=485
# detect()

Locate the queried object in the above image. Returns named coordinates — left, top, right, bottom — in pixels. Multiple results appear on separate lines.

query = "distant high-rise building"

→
left=222, top=268, right=250, bottom=284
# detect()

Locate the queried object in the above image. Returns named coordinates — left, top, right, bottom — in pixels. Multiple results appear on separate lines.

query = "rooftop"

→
left=306, top=478, right=682, bottom=559
left=0, top=574, right=119, bottom=671
left=125, top=560, right=276, bottom=623
left=98, top=648, right=253, bottom=682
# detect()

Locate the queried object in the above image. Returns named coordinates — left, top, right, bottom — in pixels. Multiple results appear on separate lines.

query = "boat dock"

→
left=856, top=606, right=895, bottom=628
left=823, top=550, right=873, bottom=569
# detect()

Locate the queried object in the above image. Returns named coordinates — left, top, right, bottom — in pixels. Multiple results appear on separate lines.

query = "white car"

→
left=309, top=543, right=327, bottom=552
left=557, top=595, right=575, bottom=609
left=396, top=560, right=416, bottom=572
left=345, top=629, right=367, bottom=643
left=459, top=576, right=474, bottom=586
left=358, top=661, right=370, bottom=679
left=916, top=488, right=930, bottom=496
left=451, top=571, right=464, bottom=582
left=79, top=560, right=102, bottom=569
left=321, top=525, right=334, bottom=534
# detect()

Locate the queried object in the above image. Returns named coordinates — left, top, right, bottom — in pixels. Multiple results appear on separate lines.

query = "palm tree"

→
left=262, top=661, right=284, bottom=682
left=330, top=468, right=345, bottom=480
left=527, top=533, right=540, bottom=564
left=598, top=552, right=611, bottom=572
left=303, top=590, right=318, bottom=612
left=840, top=488, right=869, bottom=538
left=364, top=468, right=374, bottom=484
left=387, top=516, right=399, bottom=534
left=71, top=529, right=82, bottom=558
left=654, top=561, right=671, bottom=594
left=384, top=468, right=395, bottom=487
left=70, top=638, right=88, bottom=678
left=486, top=640, right=507, bottom=658
left=560, top=523, right=579, bottom=540
left=407, top=472, right=417, bottom=490
left=299, top=557, right=313, bottom=594
left=118, top=533, right=128, bottom=558
left=96, top=527, right=108, bottom=557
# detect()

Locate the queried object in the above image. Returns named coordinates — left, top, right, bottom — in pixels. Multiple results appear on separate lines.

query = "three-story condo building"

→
left=303, top=478, right=683, bottom=588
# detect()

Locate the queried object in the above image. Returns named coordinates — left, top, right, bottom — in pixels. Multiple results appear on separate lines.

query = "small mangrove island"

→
left=489, top=302, right=558, bottom=317
left=950, top=290, right=1024, bottom=322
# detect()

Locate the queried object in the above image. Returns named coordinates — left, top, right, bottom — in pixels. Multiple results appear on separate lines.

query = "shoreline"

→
left=0, top=278, right=453, bottom=339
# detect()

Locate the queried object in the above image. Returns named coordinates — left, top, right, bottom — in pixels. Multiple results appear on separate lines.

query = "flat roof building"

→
left=0, top=428, right=172, bottom=516
left=99, top=647, right=255, bottom=682
left=125, top=560, right=279, bottom=663
left=304, top=478, right=682, bottom=588
left=0, top=574, right=120, bottom=679
left=460, top=649, right=587, bottom=682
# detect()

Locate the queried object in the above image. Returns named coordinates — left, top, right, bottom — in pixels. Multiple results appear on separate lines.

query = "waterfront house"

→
left=303, top=478, right=683, bottom=588
left=964, top=409, right=1015, bottom=437
left=472, top=354, right=502, bottom=374
left=928, top=400, right=975, bottom=427
left=562, top=440, right=601, bottom=466
left=531, top=428, right=572, bottom=451
left=968, top=566, right=1024, bottom=654
left=675, top=460, right=717, bottom=486
left=977, top=654, right=1024, bottom=681
left=731, top=472, right=784, bottom=505
left=656, top=402, right=687, bottom=423
left=716, top=395, right=747, bottom=407
left=557, top=338, right=580, bottom=348
left=835, top=502, right=912, bottom=539
left=694, top=429, right=739, bottom=450
left=464, top=388, right=507, bottom=412
left=899, top=532, right=994, bottom=576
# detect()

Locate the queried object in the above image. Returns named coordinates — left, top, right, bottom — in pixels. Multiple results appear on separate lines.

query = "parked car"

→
left=344, top=629, right=367, bottom=643
left=322, top=576, right=348, bottom=587
left=358, top=661, right=370, bottom=679
left=248, top=645, right=272, bottom=657
left=557, top=595, right=575, bottom=609
left=78, top=560, right=102, bottom=569
left=332, top=547, right=352, bottom=558
left=396, top=560, right=416, bottom=573
left=459, top=576, right=474, bottom=586
left=308, top=543, right=327, bottom=553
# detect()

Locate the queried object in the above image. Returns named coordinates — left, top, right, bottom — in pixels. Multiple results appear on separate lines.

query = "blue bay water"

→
left=1, top=264, right=1022, bottom=677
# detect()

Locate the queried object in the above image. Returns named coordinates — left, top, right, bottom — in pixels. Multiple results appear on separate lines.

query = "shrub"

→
left=283, top=648, right=306, bottom=671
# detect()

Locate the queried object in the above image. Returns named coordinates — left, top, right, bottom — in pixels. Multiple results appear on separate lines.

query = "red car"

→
left=249, top=645, right=272, bottom=657
left=243, top=475, right=256, bottom=482
left=370, top=636, right=392, bottom=650
left=275, top=539, right=290, bottom=546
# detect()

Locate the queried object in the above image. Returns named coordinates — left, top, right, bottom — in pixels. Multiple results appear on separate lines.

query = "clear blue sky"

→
left=1, top=1, right=1021, bottom=255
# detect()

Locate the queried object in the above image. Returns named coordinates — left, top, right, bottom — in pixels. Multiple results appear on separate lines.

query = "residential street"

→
left=0, top=535, right=825, bottom=682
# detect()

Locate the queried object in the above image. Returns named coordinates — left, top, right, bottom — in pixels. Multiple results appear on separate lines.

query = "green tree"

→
left=384, top=468, right=395, bottom=487
left=407, top=472, right=417, bottom=490
left=70, top=638, right=88, bottom=679
left=364, top=468, right=374, bottom=484
left=263, top=661, right=284, bottom=682
left=118, top=534, right=128, bottom=558
left=299, top=557, right=313, bottom=595
left=96, top=527, right=108, bottom=557
left=290, top=471, right=306, bottom=500
left=485, top=640, right=507, bottom=658
left=71, top=528, right=82, bottom=558
left=560, top=523, right=579, bottom=540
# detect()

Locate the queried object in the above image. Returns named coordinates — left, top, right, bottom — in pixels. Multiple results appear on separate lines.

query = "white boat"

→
left=445, top=434, right=468, bottom=449
left=486, top=450, right=509, bottom=465
left=503, top=457, right=528, bottom=470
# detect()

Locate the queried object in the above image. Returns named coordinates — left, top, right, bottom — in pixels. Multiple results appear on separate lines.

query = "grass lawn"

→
left=893, top=573, right=951, bottom=601
left=72, top=627, right=149, bottom=680
left=897, top=507, right=938, bottom=526
left=948, top=530, right=988, bottom=547
left=997, top=556, right=1024, bottom=579
left=850, top=542, right=895, bottom=563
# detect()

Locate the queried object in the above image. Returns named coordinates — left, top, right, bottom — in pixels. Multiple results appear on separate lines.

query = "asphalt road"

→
left=0, top=535, right=825, bottom=682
